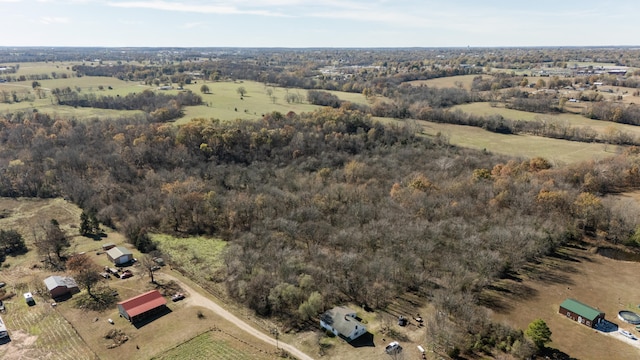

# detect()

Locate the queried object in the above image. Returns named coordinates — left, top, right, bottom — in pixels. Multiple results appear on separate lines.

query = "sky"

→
left=1, top=0, right=640, bottom=48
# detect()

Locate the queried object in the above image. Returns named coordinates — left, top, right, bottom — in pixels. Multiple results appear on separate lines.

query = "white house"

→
left=320, top=306, right=367, bottom=342
left=106, top=246, right=134, bottom=265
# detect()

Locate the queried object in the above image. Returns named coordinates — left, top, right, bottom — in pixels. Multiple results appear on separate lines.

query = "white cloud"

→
left=40, top=16, right=70, bottom=24
left=182, top=21, right=205, bottom=29
left=107, top=0, right=287, bottom=16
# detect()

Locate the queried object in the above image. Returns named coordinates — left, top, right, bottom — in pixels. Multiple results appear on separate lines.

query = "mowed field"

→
left=0, top=197, right=279, bottom=360
left=406, top=74, right=489, bottom=90
left=484, top=242, right=640, bottom=360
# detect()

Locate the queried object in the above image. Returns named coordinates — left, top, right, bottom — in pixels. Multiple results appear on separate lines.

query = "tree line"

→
left=50, top=87, right=202, bottom=121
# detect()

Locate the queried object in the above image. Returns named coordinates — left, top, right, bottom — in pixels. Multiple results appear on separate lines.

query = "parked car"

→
left=171, top=293, right=185, bottom=302
left=619, top=329, right=637, bottom=340
left=0, top=282, right=6, bottom=288
left=385, top=341, right=402, bottom=354
left=120, top=270, right=133, bottom=279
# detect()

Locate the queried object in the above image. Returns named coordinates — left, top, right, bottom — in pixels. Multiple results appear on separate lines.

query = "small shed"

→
left=559, top=298, right=605, bottom=328
left=101, top=243, right=116, bottom=251
left=106, top=246, right=134, bottom=265
left=44, top=276, right=80, bottom=298
left=117, top=290, right=167, bottom=323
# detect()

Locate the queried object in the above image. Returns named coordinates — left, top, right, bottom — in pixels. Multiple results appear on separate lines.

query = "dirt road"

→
left=164, top=275, right=315, bottom=360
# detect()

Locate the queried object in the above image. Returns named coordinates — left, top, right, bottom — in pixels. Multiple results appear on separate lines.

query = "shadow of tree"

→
left=541, top=346, right=579, bottom=360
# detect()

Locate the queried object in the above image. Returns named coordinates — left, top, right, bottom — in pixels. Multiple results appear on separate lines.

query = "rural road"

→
left=162, top=274, right=315, bottom=360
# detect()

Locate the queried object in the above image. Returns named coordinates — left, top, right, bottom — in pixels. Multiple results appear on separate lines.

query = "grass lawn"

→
left=485, top=243, right=640, bottom=360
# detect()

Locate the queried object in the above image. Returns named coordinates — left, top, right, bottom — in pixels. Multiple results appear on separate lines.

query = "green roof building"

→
left=559, top=298, right=605, bottom=328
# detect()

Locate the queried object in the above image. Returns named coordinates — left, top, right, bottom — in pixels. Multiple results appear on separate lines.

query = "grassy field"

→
left=375, top=117, right=620, bottom=165
left=453, top=102, right=640, bottom=139
left=406, top=74, right=488, bottom=90
left=1, top=61, right=372, bottom=123
left=152, top=234, right=227, bottom=275
left=176, top=80, right=371, bottom=124
left=484, top=242, right=640, bottom=360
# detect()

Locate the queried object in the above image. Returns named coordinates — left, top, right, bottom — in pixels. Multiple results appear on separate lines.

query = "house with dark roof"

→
left=117, top=290, right=167, bottom=323
left=44, top=275, right=80, bottom=298
left=320, top=306, right=367, bottom=341
left=106, top=246, right=134, bottom=265
left=559, top=298, right=605, bottom=328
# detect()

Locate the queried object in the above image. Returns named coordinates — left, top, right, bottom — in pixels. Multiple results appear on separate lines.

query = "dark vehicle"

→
left=385, top=341, right=402, bottom=354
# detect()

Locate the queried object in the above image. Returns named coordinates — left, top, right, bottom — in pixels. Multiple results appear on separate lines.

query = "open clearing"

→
left=485, top=242, right=640, bottom=360
left=453, top=102, right=640, bottom=139
left=406, top=74, right=488, bottom=90
left=392, top=118, right=620, bottom=164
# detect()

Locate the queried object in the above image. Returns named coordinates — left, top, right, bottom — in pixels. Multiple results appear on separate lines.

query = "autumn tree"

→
left=35, top=219, right=70, bottom=267
left=68, top=253, right=102, bottom=299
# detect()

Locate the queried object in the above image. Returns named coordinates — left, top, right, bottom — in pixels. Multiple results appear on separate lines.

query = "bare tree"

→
left=140, top=253, right=160, bottom=283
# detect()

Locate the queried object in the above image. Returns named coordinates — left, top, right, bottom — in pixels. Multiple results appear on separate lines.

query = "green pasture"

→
left=175, top=80, right=371, bottom=124
left=177, top=80, right=322, bottom=124
left=375, top=117, right=619, bottom=164
left=406, top=74, right=489, bottom=90
left=152, top=234, right=227, bottom=274
left=1, top=65, right=373, bottom=123
left=4, top=61, right=79, bottom=78
left=420, top=121, right=619, bottom=164
left=453, top=102, right=640, bottom=139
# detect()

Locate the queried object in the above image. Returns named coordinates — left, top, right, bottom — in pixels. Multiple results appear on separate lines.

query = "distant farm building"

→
left=106, top=246, right=134, bottom=265
left=101, top=243, right=116, bottom=251
left=320, top=306, right=367, bottom=341
left=117, top=290, right=167, bottom=323
left=44, top=275, right=80, bottom=298
left=559, top=298, right=605, bottom=328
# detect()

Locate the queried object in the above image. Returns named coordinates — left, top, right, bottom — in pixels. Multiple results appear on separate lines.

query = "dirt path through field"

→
left=163, top=275, right=315, bottom=360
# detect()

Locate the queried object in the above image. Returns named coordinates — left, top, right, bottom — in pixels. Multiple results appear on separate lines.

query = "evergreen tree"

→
left=525, top=318, right=552, bottom=350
